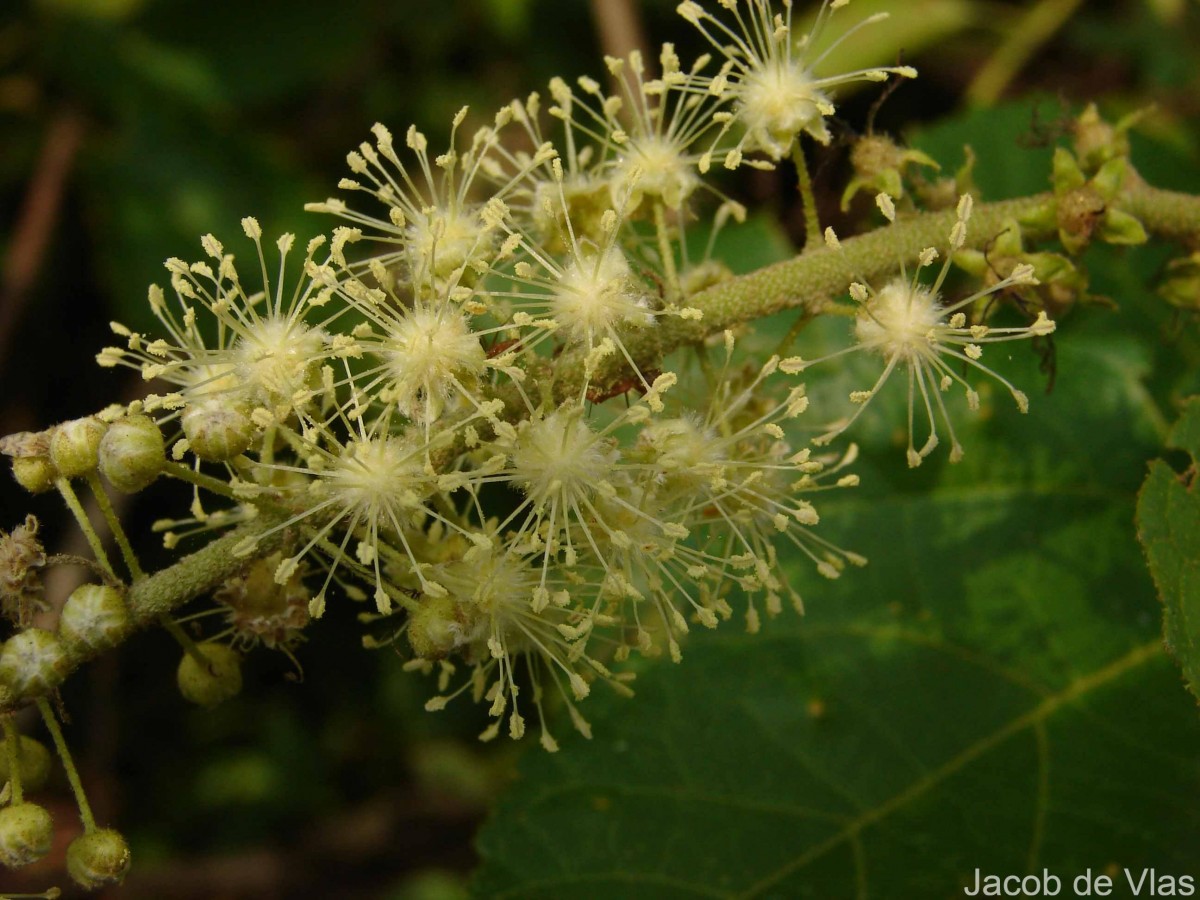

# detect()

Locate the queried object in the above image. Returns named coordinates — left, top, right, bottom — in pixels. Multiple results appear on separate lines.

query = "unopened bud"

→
left=60, top=584, right=130, bottom=650
left=99, top=415, right=165, bottom=493
left=407, top=595, right=465, bottom=660
left=177, top=643, right=242, bottom=707
left=0, top=802, right=53, bottom=868
left=67, top=827, right=132, bottom=889
left=0, top=736, right=53, bottom=793
left=0, top=629, right=69, bottom=695
left=50, top=417, right=108, bottom=478
left=10, top=457, right=57, bottom=494
left=182, top=401, right=255, bottom=462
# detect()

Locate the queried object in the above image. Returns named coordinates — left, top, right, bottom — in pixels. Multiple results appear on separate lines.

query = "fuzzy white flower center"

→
left=739, top=61, right=828, bottom=156
left=511, top=411, right=616, bottom=508
left=407, top=208, right=492, bottom=280
left=233, top=318, right=325, bottom=406
left=440, top=551, right=536, bottom=651
left=616, top=135, right=698, bottom=208
left=854, top=280, right=943, bottom=359
left=641, top=417, right=725, bottom=473
left=381, top=307, right=486, bottom=419
left=326, top=437, right=428, bottom=514
left=551, top=248, right=651, bottom=340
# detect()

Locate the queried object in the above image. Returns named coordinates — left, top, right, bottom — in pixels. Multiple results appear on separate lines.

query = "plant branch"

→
left=3, top=175, right=1198, bottom=717
left=0, top=512, right=288, bottom=713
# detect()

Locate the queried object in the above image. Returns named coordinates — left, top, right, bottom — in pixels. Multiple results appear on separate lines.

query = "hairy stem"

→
left=38, top=697, right=96, bottom=832
left=568, top=177, right=1200, bottom=399
left=1122, top=178, right=1200, bottom=243
left=56, top=477, right=116, bottom=581
left=88, top=473, right=144, bottom=580
left=792, top=143, right=823, bottom=250
left=4, top=175, right=1198, bottom=717
left=0, top=512, right=288, bottom=713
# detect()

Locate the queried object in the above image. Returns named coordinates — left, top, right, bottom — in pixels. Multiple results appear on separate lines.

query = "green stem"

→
left=493, top=176, right=1200, bottom=408
left=55, top=477, right=116, bottom=581
left=792, top=143, right=822, bottom=251
left=1122, top=178, right=1200, bottom=243
left=159, top=615, right=217, bottom=670
left=37, top=697, right=95, bottom=832
left=162, top=460, right=244, bottom=501
left=967, top=0, right=1087, bottom=107
left=0, top=512, right=288, bottom=713
left=87, top=473, right=144, bottom=580
left=3, top=716, right=23, bottom=803
left=653, top=201, right=682, bottom=303
left=561, top=192, right=1051, bottom=400
left=771, top=310, right=815, bottom=359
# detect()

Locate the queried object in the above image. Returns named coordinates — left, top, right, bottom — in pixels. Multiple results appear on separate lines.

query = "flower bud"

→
left=214, top=553, right=309, bottom=649
left=60, top=583, right=130, bottom=650
left=177, top=643, right=242, bottom=708
left=10, top=457, right=57, bottom=494
left=99, top=414, right=165, bottom=493
left=49, top=417, right=108, bottom=478
left=1, top=430, right=57, bottom=493
left=407, top=595, right=466, bottom=660
left=0, top=802, right=53, bottom=868
left=0, top=629, right=69, bottom=695
left=67, top=827, right=132, bottom=889
left=0, top=735, right=53, bottom=793
left=182, top=401, right=255, bottom=462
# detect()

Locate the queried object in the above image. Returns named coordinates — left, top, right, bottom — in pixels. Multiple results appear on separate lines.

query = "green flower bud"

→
left=67, top=827, right=132, bottom=889
left=0, top=802, right=53, bottom=868
left=1072, top=103, right=1123, bottom=170
left=0, top=629, right=69, bottom=695
left=1098, top=207, right=1149, bottom=246
left=10, top=456, right=57, bottom=494
left=1051, top=146, right=1087, bottom=195
left=0, top=736, right=53, bottom=793
left=408, top=595, right=466, bottom=660
left=214, top=553, right=310, bottom=649
left=60, top=583, right=130, bottom=650
left=49, top=417, right=108, bottom=478
left=99, top=414, right=165, bottom=493
left=1055, top=186, right=1106, bottom=255
left=182, top=401, right=255, bottom=462
left=1158, top=251, right=1200, bottom=312
left=840, top=134, right=938, bottom=212
left=177, top=643, right=242, bottom=708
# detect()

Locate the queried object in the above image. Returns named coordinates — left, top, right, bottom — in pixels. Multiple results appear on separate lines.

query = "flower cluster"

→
left=4, top=0, right=1059, bottom=767
left=792, top=194, right=1055, bottom=466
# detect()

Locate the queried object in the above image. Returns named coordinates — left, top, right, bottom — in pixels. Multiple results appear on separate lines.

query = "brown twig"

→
left=0, top=109, right=86, bottom=365
left=589, top=0, right=651, bottom=88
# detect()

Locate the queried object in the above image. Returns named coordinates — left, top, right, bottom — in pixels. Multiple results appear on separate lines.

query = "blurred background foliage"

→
left=1, top=0, right=1199, bottom=897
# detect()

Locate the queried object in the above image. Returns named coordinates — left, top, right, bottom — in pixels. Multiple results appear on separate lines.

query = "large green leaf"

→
left=471, top=300, right=1200, bottom=896
left=1138, top=397, right=1200, bottom=706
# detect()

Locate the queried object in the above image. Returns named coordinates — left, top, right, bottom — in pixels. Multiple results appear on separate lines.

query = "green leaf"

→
left=798, top=0, right=977, bottom=86
left=472, top=310, right=1200, bottom=897
left=910, top=98, right=1057, bottom=200
left=707, top=213, right=795, bottom=275
left=1137, top=397, right=1200, bottom=706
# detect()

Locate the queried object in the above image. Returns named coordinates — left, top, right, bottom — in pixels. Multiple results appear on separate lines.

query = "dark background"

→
left=1, top=0, right=1198, bottom=896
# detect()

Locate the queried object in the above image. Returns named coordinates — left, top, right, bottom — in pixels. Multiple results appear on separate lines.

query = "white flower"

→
left=798, top=195, right=1054, bottom=466
left=98, top=220, right=337, bottom=432
left=413, top=543, right=628, bottom=750
left=307, top=108, right=552, bottom=293
left=677, top=0, right=916, bottom=166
